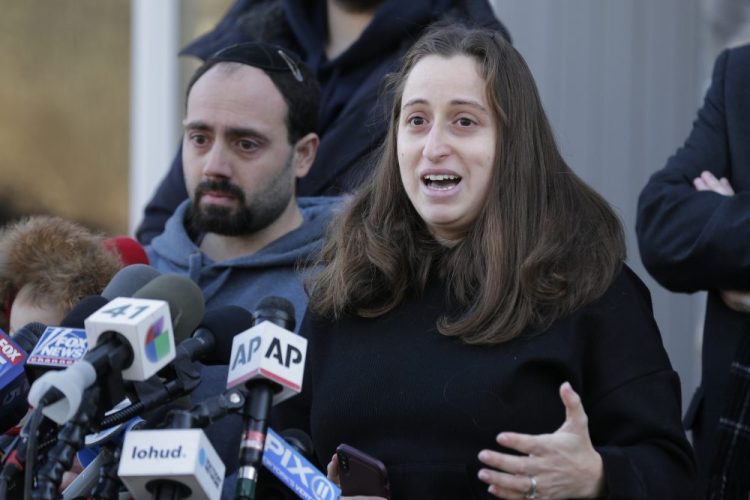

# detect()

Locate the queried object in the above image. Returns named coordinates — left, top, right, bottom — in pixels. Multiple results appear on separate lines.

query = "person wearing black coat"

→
left=136, top=0, right=511, bottom=244
left=295, top=25, right=696, bottom=499
left=637, top=42, right=750, bottom=498
left=301, top=267, right=695, bottom=499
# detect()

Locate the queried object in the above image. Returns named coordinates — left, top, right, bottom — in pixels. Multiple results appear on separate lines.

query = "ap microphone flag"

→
left=226, top=320, right=306, bottom=404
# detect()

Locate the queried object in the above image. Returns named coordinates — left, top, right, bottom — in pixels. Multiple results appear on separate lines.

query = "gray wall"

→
left=491, top=0, right=718, bottom=411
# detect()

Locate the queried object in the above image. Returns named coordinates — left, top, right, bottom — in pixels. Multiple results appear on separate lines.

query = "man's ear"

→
left=291, top=132, right=320, bottom=179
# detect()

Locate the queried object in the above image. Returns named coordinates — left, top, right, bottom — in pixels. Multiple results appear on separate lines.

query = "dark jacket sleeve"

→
left=636, top=49, right=750, bottom=292
left=135, top=143, right=188, bottom=245
left=593, top=370, right=695, bottom=499
left=582, top=269, right=696, bottom=498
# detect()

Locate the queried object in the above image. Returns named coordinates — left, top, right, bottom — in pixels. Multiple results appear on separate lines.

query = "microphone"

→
left=61, top=414, right=145, bottom=499
left=118, top=426, right=226, bottom=500
left=0, top=297, right=106, bottom=436
left=27, top=277, right=203, bottom=497
left=25, top=326, right=88, bottom=372
left=99, top=305, right=255, bottom=430
left=183, top=305, right=255, bottom=365
left=8, top=322, right=47, bottom=380
left=0, top=322, right=47, bottom=435
left=0, top=297, right=107, bottom=434
left=0, top=330, right=30, bottom=434
left=57, top=295, right=111, bottom=328
left=158, top=304, right=255, bottom=401
left=0, top=302, right=119, bottom=491
left=101, top=263, right=161, bottom=301
left=131, top=273, right=205, bottom=341
left=26, top=295, right=107, bottom=376
left=27, top=274, right=204, bottom=424
left=261, top=428, right=340, bottom=500
left=94, top=304, right=252, bottom=497
left=9, top=322, right=47, bottom=356
left=22, top=296, right=108, bottom=386
left=226, top=297, right=303, bottom=399
left=227, top=296, right=307, bottom=500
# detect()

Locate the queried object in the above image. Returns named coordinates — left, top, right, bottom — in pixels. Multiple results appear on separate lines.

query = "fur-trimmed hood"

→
left=0, top=216, right=122, bottom=323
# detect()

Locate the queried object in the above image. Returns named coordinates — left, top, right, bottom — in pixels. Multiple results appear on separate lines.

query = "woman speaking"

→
left=297, top=25, right=695, bottom=499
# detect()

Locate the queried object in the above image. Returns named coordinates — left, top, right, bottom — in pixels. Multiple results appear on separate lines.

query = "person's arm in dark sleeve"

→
left=636, top=49, right=750, bottom=293
left=591, top=370, right=695, bottom=498
left=586, top=269, right=696, bottom=498
left=135, top=143, right=189, bottom=245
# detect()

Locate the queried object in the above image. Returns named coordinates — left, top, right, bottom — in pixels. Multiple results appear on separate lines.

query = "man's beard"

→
left=188, top=163, right=294, bottom=237
left=333, top=0, right=384, bottom=13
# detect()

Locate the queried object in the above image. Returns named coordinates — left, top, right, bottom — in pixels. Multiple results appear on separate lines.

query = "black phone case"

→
left=336, top=443, right=391, bottom=499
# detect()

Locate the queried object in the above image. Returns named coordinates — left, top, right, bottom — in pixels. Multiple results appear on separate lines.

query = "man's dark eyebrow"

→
left=183, top=122, right=269, bottom=143
left=225, top=126, right=267, bottom=141
left=183, top=120, right=212, bottom=131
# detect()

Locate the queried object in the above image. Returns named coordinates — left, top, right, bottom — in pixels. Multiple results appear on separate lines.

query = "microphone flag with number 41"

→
left=84, top=297, right=175, bottom=381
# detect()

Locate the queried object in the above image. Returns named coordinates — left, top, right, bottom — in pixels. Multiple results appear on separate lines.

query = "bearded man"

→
left=147, top=42, right=338, bottom=326
left=146, top=42, right=339, bottom=498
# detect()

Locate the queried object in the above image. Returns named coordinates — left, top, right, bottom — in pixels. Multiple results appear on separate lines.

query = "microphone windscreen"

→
left=60, top=295, right=109, bottom=328
left=199, top=306, right=255, bottom=365
left=254, top=296, right=296, bottom=331
left=101, top=264, right=160, bottom=300
left=103, top=237, right=149, bottom=266
left=133, top=274, right=205, bottom=342
left=280, top=428, right=315, bottom=458
left=11, top=321, right=47, bottom=353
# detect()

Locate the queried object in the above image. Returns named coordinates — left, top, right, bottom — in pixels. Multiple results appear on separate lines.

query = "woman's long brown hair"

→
left=308, top=25, right=625, bottom=344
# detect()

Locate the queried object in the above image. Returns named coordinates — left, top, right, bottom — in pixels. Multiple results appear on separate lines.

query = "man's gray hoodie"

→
left=147, top=196, right=340, bottom=327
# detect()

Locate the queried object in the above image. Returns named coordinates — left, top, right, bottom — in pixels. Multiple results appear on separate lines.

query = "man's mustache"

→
left=195, top=179, right=245, bottom=201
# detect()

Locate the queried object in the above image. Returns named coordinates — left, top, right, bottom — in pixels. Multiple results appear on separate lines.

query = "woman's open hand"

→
left=477, top=382, right=605, bottom=499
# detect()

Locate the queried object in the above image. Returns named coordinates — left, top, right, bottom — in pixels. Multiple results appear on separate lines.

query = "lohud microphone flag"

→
left=118, top=428, right=225, bottom=500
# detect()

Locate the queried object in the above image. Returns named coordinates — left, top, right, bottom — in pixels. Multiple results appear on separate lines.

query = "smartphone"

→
left=336, top=443, right=391, bottom=499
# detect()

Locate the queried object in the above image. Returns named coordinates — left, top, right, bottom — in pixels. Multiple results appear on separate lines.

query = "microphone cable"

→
left=23, top=407, right=45, bottom=500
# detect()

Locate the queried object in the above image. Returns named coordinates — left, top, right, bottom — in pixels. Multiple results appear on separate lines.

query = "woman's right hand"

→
left=477, top=382, right=605, bottom=499
left=326, top=454, right=387, bottom=500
